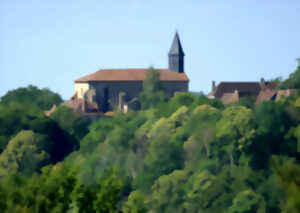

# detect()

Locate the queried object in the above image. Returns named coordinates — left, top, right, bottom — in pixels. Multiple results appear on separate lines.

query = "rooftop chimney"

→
left=260, top=78, right=266, bottom=90
left=212, top=81, right=216, bottom=92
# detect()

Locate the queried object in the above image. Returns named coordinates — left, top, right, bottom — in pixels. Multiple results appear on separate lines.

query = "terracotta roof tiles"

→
left=255, top=89, right=277, bottom=105
left=213, top=82, right=261, bottom=99
left=75, top=69, right=189, bottom=82
left=220, top=91, right=239, bottom=104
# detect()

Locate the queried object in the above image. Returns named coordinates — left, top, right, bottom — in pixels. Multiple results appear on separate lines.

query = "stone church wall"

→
left=162, top=81, right=188, bottom=96
left=89, top=81, right=188, bottom=112
left=89, top=81, right=143, bottom=111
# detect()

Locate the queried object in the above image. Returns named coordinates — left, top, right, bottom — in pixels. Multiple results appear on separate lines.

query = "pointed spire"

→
left=169, top=31, right=185, bottom=56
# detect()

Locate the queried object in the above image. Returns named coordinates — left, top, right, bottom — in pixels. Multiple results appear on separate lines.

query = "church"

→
left=65, top=32, right=189, bottom=114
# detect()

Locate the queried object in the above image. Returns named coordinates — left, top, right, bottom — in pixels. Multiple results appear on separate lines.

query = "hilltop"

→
left=0, top=60, right=299, bottom=212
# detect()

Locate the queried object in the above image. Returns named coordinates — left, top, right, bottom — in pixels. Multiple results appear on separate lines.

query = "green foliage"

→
left=228, top=189, right=266, bottom=213
left=70, top=181, right=97, bottom=213
left=249, top=101, right=296, bottom=170
left=0, top=85, right=63, bottom=110
left=280, top=59, right=300, bottom=89
left=65, top=91, right=300, bottom=212
left=149, top=170, right=189, bottom=213
left=192, top=94, right=225, bottom=110
left=269, top=77, right=282, bottom=86
left=0, top=102, right=42, bottom=152
left=272, top=156, right=300, bottom=213
left=154, top=93, right=223, bottom=119
left=122, top=190, right=148, bottom=213
left=290, top=125, right=300, bottom=152
left=0, top=130, right=50, bottom=177
left=139, top=67, right=168, bottom=109
left=1, top=83, right=300, bottom=212
left=0, top=103, right=79, bottom=177
left=229, top=96, right=256, bottom=109
left=217, top=106, right=254, bottom=151
left=50, top=105, right=90, bottom=141
left=0, top=165, right=77, bottom=213
left=65, top=111, right=148, bottom=185
left=93, top=167, right=130, bottom=213
left=0, top=165, right=128, bottom=213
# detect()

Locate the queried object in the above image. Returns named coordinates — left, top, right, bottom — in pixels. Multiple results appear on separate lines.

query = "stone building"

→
left=208, top=78, right=278, bottom=104
left=66, top=32, right=189, bottom=113
left=208, top=78, right=296, bottom=105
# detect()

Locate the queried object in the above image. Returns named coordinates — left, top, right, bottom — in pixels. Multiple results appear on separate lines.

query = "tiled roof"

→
left=255, top=89, right=277, bottom=105
left=213, top=82, right=261, bottom=99
left=220, top=92, right=239, bottom=104
left=75, top=69, right=189, bottom=82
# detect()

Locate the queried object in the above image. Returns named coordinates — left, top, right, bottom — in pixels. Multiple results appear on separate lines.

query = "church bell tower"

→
left=168, top=32, right=185, bottom=73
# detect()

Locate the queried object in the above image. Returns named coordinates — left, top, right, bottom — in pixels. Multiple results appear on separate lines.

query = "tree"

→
left=0, top=164, right=78, bottom=213
left=190, top=94, right=224, bottom=110
left=272, top=156, right=300, bottom=213
left=0, top=85, right=63, bottom=110
left=50, top=105, right=89, bottom=141
left=216, top=106, right=254, bottom=168
left=122, top=190, right=148, bottom=213
left=0, top=102, right=42, bottom=152
left=184, top=169, right=231, bottom=213
left=139, top=67, right=167, bottom=109
left=230, top=96, right=257, bottom=109
left=148, top=170, right=189, bottom=213
left=70, top=181, right=97, bottom=213
left=279, top=58, right=300, bottom=89
left=140, top=107, right=188, bottom=186
left=93, top=167, right=129, bottom=213
left=228, top=189, right=266, bottom=213
left=0, top=102, right=78, bottom=160
left=250, top=101, right=295, bottom=169
left=184, top=105, right=220, bottom=161
left=0, top=130, right=50, bottom=178
left=154, top=92, right=196, bottom=118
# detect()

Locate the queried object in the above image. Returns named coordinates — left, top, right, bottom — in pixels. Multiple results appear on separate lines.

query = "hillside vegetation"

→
left=0, top=61, right=300, bottom=213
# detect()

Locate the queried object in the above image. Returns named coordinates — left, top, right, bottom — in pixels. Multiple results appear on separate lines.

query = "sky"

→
left=1, top=0, right=300, bottom=100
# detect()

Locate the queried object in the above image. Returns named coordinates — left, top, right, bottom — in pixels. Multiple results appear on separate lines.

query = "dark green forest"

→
left=0, top=61, right=300, bottom=213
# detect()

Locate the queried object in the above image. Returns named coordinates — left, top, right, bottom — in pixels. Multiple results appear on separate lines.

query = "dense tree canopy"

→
left=0, top=60, right=300, bottom=212
left=50, top=105, right=90, bottom=141
left=0, top=89, right=80, bottom=177
left=0, top=85, right=63, bottom=110
left=0, top=130, right=50, bottom=178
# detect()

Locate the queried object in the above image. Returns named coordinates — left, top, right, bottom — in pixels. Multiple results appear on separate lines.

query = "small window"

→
left=81, top=88, right=83, bottom=96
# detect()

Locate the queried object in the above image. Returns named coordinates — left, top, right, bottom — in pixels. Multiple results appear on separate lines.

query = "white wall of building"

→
left=75, top=83, right=90, bottom=99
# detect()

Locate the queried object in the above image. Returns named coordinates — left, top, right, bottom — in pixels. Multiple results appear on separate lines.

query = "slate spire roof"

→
left=169, top=32, right=185, bottom=56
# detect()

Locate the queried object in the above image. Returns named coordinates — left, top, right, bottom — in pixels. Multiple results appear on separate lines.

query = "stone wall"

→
left=89, top=81, right=188, bottom=112
left=89, top=81, right=143, bottom=111
left=162, top=81, right=188, bottom=96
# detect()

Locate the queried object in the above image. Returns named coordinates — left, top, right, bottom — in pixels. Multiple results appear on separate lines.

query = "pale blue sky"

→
left=1, top=0, right=300, bottom=100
